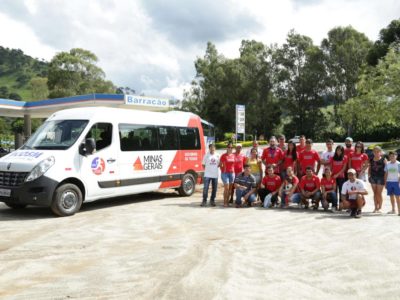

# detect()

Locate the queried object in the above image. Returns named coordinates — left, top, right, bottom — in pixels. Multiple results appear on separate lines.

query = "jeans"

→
left=281, top=192, right=301, bottom=207
left=336, top=178, right=346, bottom=198
left=202, top=177, right=218, bottom=203
left=323, top=191, right=338, bottom=208
left=236, top=188, right=257, bottom=205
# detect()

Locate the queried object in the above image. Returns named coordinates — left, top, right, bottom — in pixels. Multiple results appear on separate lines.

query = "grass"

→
left=0, top=74, right=31, bottom=100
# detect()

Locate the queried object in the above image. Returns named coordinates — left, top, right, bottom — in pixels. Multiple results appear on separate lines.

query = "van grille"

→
left=0, top=172, right=28, bottom=187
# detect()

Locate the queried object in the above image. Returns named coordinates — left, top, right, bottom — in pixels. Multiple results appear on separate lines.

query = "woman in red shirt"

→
left=329, top=145, right=348, bottom=197
left=349, top=141, right=369, bottom=180
left=320, top=167, right=338, bottom=210
left=220, top=142, right=236, bottom=207
left=282, top=141, right=298, bottom=178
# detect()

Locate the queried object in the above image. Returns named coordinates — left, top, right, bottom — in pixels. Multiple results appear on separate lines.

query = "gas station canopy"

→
left=0, top=94, right=172, bottom=118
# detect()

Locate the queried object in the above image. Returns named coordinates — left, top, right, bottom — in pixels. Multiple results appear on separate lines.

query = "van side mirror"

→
left=79, top=138, right=96, bottom=156
left=85, top=138, right=96, bottom=155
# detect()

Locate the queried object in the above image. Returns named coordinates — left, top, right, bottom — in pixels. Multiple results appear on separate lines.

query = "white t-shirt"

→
left=384, top=161, right=400, bottom=182
left=341, top=179, right=366, bottom=200
left=321, top=150, right=335, bottom=171
left=202, top=152, right=220, bottom=178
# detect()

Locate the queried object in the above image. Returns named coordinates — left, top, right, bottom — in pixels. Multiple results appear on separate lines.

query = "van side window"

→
left=119, top=124, right=158, bottom=151
left=86, top=123, right=113, bottom=151
left=179, top=128, right=200, bottom=150
left=159, top=127, right=178, bottom=150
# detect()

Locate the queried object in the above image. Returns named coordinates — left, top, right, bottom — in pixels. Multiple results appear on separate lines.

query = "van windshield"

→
left=22, top=120, right=89, bottom=150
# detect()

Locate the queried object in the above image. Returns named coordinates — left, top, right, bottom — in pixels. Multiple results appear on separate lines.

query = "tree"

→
left=272, top=30, right=327, bottom=137
left=47, top=48, right=115, bottom=98
left=8, top=93, right=22, bottom=101
left=367, top=19, right=400, bottom=66
left=30, top=77, right=49, bottom=100
left=321, top=26, right=372, bottom=118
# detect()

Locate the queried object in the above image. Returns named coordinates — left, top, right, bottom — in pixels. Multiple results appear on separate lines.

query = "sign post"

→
left=236, top=104, right=245, bottom=142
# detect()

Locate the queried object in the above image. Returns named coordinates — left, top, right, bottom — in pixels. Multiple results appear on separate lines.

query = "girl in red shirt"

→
left=220, top=142, right=236, bottom=207
left=282, top=141, right=298, bottom=178
left=329, top=145, right=348, bottom=197
left=321, top=167, right=338, bottom=210
left=349, top=141, right=369, bottom=180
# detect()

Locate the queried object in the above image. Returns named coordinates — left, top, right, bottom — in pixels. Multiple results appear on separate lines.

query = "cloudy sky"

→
left=0, top=0, right=399, bottom=99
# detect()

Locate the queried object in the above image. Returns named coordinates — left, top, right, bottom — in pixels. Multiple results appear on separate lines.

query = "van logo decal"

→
left=91, top=157, right=105, bottom=175
left=7, top=163, right=11, bottom=170
left=133, top=157, right=143, bottom=171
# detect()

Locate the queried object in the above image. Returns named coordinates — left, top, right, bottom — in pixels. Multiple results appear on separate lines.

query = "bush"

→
left=215, top=140, right=268, bottom=149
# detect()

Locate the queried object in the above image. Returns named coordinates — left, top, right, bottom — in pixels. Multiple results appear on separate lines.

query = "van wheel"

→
left=51, top=183, right=82, bottom=217
left=5, top=203, right=27, bottom=209
left=178, top=173, right=195, bottom=196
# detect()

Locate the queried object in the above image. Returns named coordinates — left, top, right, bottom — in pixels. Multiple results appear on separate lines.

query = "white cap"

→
left=236, top=143, right=242, bottom=148
left=347, top=168, right=356, bottom=174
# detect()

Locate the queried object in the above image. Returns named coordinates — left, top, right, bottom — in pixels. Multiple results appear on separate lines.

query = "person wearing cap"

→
left=368, top=146, right=386, bottom=213
left=201, top=143, right=220, bottom=207
left=229, top=143, right=247, bottom=203
left=234, top=164, right=257, bottom=207
left=340, top=168, right=368, bottom=218
left=344, top=137, right=354, bottom=158
left=298, top=166, right=321, bottom=209
left=298, top=139, right=320, bottom=177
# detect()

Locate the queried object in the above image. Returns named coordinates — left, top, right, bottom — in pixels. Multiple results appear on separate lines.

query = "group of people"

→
left=201, top=135, right=400, bottom=218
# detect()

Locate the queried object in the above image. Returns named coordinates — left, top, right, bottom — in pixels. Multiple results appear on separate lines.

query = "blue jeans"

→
left=202, top=177, right=218, bottom=203
left=323, top=191, right=338, bottom=208
left=281, top=192, right=301, bottom=207
left=236, top=189, right=256, bottom=205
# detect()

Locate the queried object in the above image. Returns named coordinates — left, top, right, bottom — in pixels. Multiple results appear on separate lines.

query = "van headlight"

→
left=25, top=156, right=55, bottom=182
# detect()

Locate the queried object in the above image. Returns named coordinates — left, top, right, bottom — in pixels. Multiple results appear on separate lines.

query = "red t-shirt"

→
left=282, top=175, right=300, bottom=193
left=344, top=147, right=354, bottom=158
left=233, top=153, right=247, bottom=174
left=262, top=175, right=282, bottom=192
left=220, top=153, right=235, bottom=173
left=299, top=174, right=321, bottom=192
left=283, top=151, right=298, bottom=170
left=321, top=177, right=336, bottom=192
left=297, top=144, right=306, bottom=153
left=298, top=150, right=320, bottom=173
left=349, top=152, right=368, bottom=173
left=329, top=155, right=348, bottom=178
left=261, top=147, right=284, bottom=173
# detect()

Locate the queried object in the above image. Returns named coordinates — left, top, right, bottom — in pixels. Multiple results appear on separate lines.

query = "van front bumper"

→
left=0, top=176, right=59, bottom=207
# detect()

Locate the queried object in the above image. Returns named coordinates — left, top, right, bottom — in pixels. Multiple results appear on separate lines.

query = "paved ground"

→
left=1, top=177, right=400, bottom=299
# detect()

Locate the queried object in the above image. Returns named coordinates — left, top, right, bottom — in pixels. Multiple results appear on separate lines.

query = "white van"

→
left=0, top=107, right=213, bottom=216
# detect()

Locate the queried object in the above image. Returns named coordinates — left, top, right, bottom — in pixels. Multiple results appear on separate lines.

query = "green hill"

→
left=0, top=46, right=48, bottom=100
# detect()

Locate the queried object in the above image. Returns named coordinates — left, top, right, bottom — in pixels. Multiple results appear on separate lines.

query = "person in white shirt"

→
left=321, top=139, right=335, bottom=173
left=340, top=168, right=368, bottom=218
left=201, top=144, right=220, bottom=207
left=384, top=151, right=400, bottom=215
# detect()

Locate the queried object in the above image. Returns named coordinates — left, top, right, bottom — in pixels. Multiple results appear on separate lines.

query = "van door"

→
left=80, top=122, right=119, bottom=198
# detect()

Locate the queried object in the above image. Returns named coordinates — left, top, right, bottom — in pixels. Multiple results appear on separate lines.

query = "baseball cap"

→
left=347, top=168, right=356, bottom=174
left=345, top=137, right=353, bottom=142
left=236, top=143, right=242, bottom=148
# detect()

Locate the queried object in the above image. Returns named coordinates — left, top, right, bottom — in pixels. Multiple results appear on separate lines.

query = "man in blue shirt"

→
left=234, top=164, right=257, bottom=207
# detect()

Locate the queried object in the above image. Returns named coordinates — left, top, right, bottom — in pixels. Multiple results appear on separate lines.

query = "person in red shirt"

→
left=296, top=135, right=307, bottom=153
left=278, top=134, right=287, bottom=152
left=282, top=141, right=298, bottom=178
left=299, top=166, right=321, bottom=209
left=229, top=143, right=247, bottom=203
left=344, top=137, right=354, bottom=158
left=261, top=136, right=284, bottom=175
left=349, top=141, right=369, bottom=180
left=329, top=145, right=348, bottom=197
left=298, top=139, right=321, bottom=176
left=320, top=167, right=338, bottom=210
left=220, top=142, right=236, bottom=207
left=259, top=165, right=282, bottom=207
left=279, top=166, right=300, bottom=208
